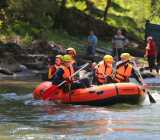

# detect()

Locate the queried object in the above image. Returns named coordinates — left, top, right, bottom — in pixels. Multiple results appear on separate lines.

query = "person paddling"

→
left=48, top=55, right=62, bottom=80
left=52, top=55, right=90, bottom=92
left=95, top=55, right=113, bottom=85
left=113, top=53, right=141, bottom=83
left=66, top=47, right=78, bottom=70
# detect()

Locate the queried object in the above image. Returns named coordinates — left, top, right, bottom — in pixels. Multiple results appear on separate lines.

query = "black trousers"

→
left=147, top=56, right=159, bottom=73
left=96, top=76, right=115, bottom=85
left=112, top=48, right=123, bottom=61
left=62, top=78, right=90, bottom=92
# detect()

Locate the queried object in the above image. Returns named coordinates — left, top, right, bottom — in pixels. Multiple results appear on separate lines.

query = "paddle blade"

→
left=147, top=91, right=156, bottom=103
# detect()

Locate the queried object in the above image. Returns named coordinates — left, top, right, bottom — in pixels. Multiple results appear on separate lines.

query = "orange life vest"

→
left=114, top=61, right=133, bottom=82
left=48, top=64, right=61, bottom=79
left=96, top=61, right=113, bottom=84
left=60, top=65, right=75, bottom=81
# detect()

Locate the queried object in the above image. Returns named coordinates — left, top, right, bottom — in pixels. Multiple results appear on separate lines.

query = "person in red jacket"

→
left=144, top=36, right=159, bottom=74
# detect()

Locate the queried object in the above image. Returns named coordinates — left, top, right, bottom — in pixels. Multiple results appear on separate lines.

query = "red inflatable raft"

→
left=33, top=81, right=146, bottom=106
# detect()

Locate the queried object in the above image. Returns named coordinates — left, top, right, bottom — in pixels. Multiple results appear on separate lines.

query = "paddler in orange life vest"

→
left=48, top=55, right=62, bottom=80
left=52, top=55, right=89, bottom=92
left=66, top=47, right=78, bottom=70
left=113, top=53, right=134, bottom=83
left=95, top=55, right=113, bottom=85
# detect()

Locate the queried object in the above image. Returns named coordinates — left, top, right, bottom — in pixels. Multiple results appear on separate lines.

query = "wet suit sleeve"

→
left=51, top=68, right=64, bottom=85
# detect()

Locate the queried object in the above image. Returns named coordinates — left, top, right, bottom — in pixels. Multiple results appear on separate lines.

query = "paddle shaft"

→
left=43, top=63, right=89, bottom=100
left=58, top=62, right=89, bottom=87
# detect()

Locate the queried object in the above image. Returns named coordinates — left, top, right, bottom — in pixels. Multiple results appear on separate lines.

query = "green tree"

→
left=53, top=0, right=67, bottom=29
left=7, top=0, right=58, bottom=29
left=150, top=0, right=160, bottom=23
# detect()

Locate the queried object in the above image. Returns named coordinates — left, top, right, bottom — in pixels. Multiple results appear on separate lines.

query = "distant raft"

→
left=33, top=81, right=146, bottom=106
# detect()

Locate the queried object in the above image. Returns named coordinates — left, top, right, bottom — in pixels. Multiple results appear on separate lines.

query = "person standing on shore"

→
left=86, top=30, right=98, bottom=57
left=112, top=29, right=129, bottom=61
left=144, top=36, right=159, bottom=74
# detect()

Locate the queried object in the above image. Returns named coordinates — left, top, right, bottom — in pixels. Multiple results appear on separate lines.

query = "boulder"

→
left=27, top=40, right=65, bottom=55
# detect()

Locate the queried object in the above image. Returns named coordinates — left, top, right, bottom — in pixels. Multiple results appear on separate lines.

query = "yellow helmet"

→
left=120, top=53, right=131, bottom=60
left=103, top=55, right=113, bottom=62
left=55, top=55, right=62, bottom=59
left=66, top=48, right=77, bottom=56
left=62, top=55, right=73, bottom=62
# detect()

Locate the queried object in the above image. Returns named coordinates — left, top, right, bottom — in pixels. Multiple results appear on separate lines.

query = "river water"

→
left=0, top=79, right=160, bottom=140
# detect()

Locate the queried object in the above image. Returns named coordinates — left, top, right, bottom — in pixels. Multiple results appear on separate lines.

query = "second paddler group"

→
left=47, top=47, right=142, bottom=92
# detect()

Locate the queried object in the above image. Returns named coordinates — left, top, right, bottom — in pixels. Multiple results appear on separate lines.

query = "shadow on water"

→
left=1, top=79, right=160, bottom=140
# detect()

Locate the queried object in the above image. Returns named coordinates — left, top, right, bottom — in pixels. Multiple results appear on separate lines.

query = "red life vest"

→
left=96, top=61, right=112, bottom=84
left=145, top=41, right=157, bottom=57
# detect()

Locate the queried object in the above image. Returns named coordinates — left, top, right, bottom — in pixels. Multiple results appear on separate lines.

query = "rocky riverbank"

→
left=0, top=40, right=66, bottom=80
left=1, top=39, right=155, bottom=80
left=0, top=40, right=106, bottom=80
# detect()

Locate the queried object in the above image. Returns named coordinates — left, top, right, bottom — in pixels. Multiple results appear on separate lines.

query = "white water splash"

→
left=142, top=93, right=150, bottom=105
left=24, top=99, right=56, bottom=106
left=0, top=93, right=32, bottom=101
left=151, top=91, right=160, bottom=104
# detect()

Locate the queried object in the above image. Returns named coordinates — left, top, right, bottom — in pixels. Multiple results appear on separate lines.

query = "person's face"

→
left=55, top=58, right=61, bottom=66
left=148, top=39, right=152, bottom=43
left=121, top=57, right=127, bottom=62
left=117, top=30, right=122, bottom=35
left=108, top=61, right=113, bottom=64
left=91, top=62, right=97, bottom=69
left=104, top=61, right=112, bottom=65
left=67, top=50, right=74, bottom=57
left=90, top=31, right=94, bottom=35
left=64, top=61, right=71, bottom=67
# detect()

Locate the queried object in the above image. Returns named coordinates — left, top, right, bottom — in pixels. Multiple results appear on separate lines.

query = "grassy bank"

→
left=0, top=29, right=112, bottom=54
left=47, top=30, right=112, bottom=53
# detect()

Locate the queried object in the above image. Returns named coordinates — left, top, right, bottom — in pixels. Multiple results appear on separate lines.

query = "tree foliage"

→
left=66, top=0, right=160, bottom=39
left=7, top=0, right=58, bottom=28
left=0, top=0, right=160, bottom=41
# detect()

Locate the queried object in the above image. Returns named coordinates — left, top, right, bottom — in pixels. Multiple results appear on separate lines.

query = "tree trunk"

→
left=103, top=0, right=112, bottom=22
left=53, top=0, right=67, bottom=29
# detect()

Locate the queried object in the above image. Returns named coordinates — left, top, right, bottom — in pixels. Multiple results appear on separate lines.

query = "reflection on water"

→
left=0, top=80, right=160, bottom=140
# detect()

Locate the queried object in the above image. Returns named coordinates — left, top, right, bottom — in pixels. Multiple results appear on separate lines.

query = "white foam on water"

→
left=142, top=93, right=151, bottom=105
left=142, top=90, right=160, bottom=105
left=0, top=92, right=17, bottom=100
left=0, top=93, right=33, bottom=101
left=24, top=99, right=56, bottom=106
left=151, top=91, right=160, bottom=104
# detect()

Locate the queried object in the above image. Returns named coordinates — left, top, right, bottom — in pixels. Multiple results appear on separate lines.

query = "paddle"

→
left=114, top=47, right=119, bottom=61
left=144, top=85, right=160, bottom=88
left=43, top=63, right=89, bottom=100
left=133, top=61, right=156, bottom=103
